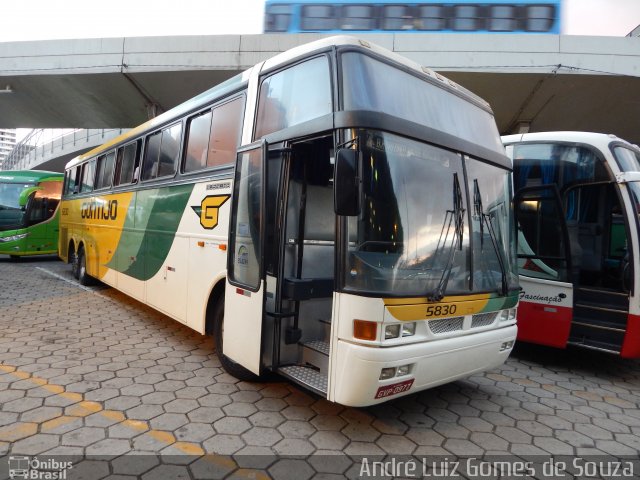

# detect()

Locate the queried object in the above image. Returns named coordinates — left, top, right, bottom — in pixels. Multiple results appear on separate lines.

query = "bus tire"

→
left=70, top=247, right=79, bottom=279
left=76, top=247, right=94, bottom=286
left=212, top=298, right=261, bottom=382
left=9, top=255, right=20, bottom=261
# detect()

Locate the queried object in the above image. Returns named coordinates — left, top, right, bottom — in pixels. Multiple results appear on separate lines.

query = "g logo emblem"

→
left=192, top=195, right=230, bottom=229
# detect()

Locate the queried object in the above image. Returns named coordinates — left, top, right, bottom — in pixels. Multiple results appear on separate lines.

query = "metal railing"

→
left=3, top=128, right=128, bottom=171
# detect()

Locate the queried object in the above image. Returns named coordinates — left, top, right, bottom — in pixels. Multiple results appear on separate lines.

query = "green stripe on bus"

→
left=107, top=184, right=194, bottom=281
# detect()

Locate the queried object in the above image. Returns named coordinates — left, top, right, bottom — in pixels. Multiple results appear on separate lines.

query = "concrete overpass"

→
left=3, top=128, right=128, bottom=172
left=1, top=33, right=639, bottom=143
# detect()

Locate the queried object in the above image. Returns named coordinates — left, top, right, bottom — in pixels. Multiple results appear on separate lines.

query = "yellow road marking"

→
left=174, top=441, right=205, bottom=456
left=66, top=401, right=103, bottom=417
left=42, top=416, right=79, bottom=433
left=0, top=364, right=231, bottom=460
left=0, top=365, right=271, bottom=477
left=42, top=384, right=65, bottom=394
left=0, top=422, right=38, bottom=442
left=101, top=410, right=126, bottom=422
left=148, top=430, right=176, bottom=445
left=60, top=392, right=84, bottom=403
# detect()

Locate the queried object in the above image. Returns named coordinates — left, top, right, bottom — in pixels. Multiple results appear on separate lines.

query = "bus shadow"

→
left=0, top=254, right=61, bottom=263
left=510, top=341, right=640, bottom=375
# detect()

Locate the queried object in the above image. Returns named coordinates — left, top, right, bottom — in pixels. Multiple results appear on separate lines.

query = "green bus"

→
left=0, top=170, right=64, bottom=258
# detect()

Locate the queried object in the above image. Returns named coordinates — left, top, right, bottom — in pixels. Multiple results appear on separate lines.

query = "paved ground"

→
left=1, top=256, right=640, bottom=479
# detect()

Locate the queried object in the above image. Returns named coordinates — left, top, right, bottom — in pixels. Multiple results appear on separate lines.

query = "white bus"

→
left=60, top=36, right=519, bottom=406
left=504, top=131, right=640, bottom=358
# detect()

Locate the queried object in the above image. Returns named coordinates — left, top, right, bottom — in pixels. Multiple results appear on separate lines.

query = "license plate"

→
left=375, top=379, right=414, bottom=399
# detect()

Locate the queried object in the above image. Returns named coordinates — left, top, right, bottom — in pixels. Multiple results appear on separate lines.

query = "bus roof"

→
left=0, top=170, right=64, bottom=184
left=502, top=131, right=640, bottom=153
left=265, top=0, right=559, bottom=4
left=66, top=35, right=493, bottom=170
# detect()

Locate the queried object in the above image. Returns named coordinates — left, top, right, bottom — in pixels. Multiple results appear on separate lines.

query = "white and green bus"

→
left=60, top=36, right=519, bottom=406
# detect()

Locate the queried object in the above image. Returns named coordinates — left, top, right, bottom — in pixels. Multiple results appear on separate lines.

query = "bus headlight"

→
left=0, top=233, right=28, bottom=242
left=384, top=322, right=416, bottom=340
left=385, top=324, right=400, bottom=339
left=499, top=308, right=517, bottom=322
left=402, top=322, right=416, bottom=337
left=379, top=364, right=413, bottom=380
left=380, top=367, right=396, bottom=379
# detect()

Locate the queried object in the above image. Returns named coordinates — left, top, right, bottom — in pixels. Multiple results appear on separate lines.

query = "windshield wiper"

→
left=428, top=173, right=465, bottom=302
left=473, top=179, right=508, bottom=295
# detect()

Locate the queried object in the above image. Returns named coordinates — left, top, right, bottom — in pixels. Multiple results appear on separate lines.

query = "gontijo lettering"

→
left=81, top=199, right=118, bottom=220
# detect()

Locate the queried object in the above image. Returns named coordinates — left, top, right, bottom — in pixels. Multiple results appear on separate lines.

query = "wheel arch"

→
left=204, top=278, right=226, bottom=336
left=66, top=239, right=76, bottom=264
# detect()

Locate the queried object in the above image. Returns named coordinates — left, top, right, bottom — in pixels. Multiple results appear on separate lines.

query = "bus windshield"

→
left=613, top=146, right=640, bottom=172
left=341, top=51, right=504, bottom=156
left=0, top=182, right=32, bottom=229
left=344, top=130, right=518, bottom=297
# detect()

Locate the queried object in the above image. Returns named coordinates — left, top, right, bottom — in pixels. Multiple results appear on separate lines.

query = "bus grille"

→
left=471, top=312, right=498, bottom=328
left=429, top=316, right=464, bottom=335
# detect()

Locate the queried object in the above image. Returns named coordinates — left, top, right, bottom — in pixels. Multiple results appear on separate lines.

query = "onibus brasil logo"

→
left=8, top=456, right=73, bottom=479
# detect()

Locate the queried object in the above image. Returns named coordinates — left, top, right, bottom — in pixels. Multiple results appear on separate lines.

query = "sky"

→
left=0, top=0, right=639, bottom=42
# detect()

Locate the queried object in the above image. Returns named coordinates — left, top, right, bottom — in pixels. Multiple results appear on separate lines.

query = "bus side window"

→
left=265, top=3, right=292, bottom=32
left=114, top=140, right=141, bottom=186
left=142, top=123, right=182, bottom=181
left=94, top=151, right=115, bottom=190
left=341, top=5, right=376, bottom=30
left=452, top=5, right=480, bottom=31
left=526, top=5, right=555, bottom=32
left=142, top=131, right=162, bottom=181
left=418, top=5, right=446, bottom=31
left=254, top=56, right=332, bottom=139
left=184, top=110, right=213, bottom=172
left=382, top=5, right=413, bottom=31
left=63, top=170, right=73, bottom=196
left=301, top=5, right=336, bottom=31
left=80, top=160, right=96, bottom=193
left=158, top=123, right=182, bottom=178
left=28, top=181, right=61, bottom=225
left=184, top=95, right=245, bottom=173
left=489, top=5, right=517, bottom=31
left=67, top=166, right=82, bottom=194
left=208, top=97, right=245, bottom=168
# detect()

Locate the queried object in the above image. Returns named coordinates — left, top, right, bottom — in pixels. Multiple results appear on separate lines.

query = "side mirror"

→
left=18, top=186, right=41, bottom=207
left=334, top=148, right=360, bottom=216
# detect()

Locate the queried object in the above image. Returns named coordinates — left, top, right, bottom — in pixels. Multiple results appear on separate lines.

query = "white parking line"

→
left=36, top=266, right=96, bottom=293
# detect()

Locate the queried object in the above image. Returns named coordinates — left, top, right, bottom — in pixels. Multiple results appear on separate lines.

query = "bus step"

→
left=566, top=341, right=620, bottom=355
left=279, top=365, right=327, bottom=396
left=568, top=321, right=624, bottom=353
left=574, top=288, right=628, bottom=308
left=319, top=318, right=332, bottom=338
left=301, top=340, right=330, bottom=374
left=573, top=305, right=628, bottom=328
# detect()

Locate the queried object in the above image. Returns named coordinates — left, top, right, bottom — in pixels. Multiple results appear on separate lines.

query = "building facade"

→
left=0, top=129, right=17, bottom=169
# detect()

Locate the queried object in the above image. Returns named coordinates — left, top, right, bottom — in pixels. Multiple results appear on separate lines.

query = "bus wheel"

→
left=76, top=248, right=94, bottom=286
left=71, top=249, right=79, bottom=279
left=212, top=299, right=261, bottom=382
left=9, top=255, right=20, bottom=261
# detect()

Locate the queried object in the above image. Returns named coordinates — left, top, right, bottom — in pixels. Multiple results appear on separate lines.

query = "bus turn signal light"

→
left=354, top=320, right=377, bottom=341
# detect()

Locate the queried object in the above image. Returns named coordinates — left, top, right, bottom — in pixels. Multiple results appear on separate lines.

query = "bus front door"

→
left=515, top=185, right=574, bottom=348
left=269, top=136, right=336, bottom=397
left=564, top=183, right=631, bottom=354
left=224, top=142, right=267, bottom=375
